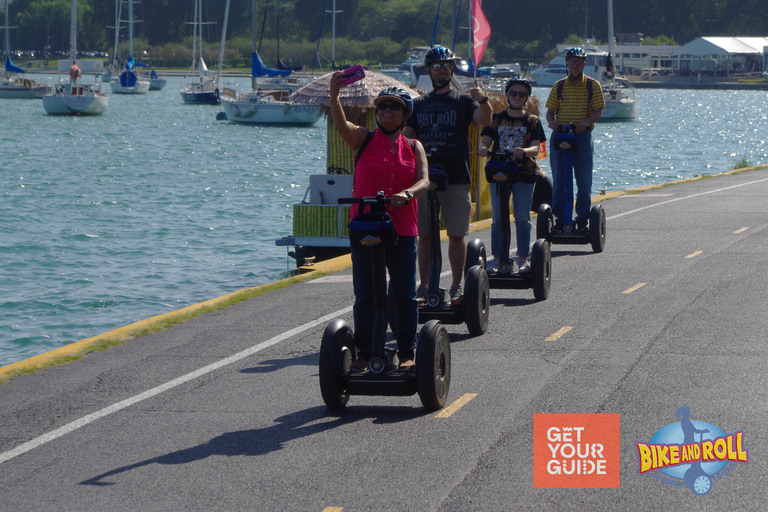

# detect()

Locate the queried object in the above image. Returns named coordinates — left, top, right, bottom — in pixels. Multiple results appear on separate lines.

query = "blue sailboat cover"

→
left=126, top=55, right=136, bottom=71
left=252, top=52, right=291, bottom=78
left=5, top=56, right=25, bottom=74
left=120, top=70, right=138, bottom=87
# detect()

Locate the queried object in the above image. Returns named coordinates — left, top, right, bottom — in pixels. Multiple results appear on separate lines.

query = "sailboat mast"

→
left=607, top=0, right=614, bottom=56
left=216, top=0, right=230, bottom=81
left=128, top=0, right=133, bottom=57
left=69, top=0, right=77, bottom=62
left=4, top=0, right=10, bottom=59
left=191, top=0, right=198, bottom=72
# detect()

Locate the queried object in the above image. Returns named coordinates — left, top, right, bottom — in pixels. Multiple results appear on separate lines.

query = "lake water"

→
left=1, top=77, right=766, bottom=366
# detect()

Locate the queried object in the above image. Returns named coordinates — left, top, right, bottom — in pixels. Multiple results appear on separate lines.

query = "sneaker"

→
left=487, top=257, right=500, bottom=271
left=450, top=284, right=464, bottom=306
left=575, top=221, right=589, bottom=234
left=552, top=222, right=564, bottom=235
left=517, top=257, right=531, bottom=273
left=416, top=284, right=428, bottom=302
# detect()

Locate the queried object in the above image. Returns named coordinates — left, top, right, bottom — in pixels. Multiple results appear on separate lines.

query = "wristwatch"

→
left=404, top=190, right=414, bottom=200
left=479, top=96, right=489, bottom=104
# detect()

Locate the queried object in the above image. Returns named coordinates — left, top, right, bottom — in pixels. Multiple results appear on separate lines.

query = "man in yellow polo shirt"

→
left=545, top=48, right=605, bottom=233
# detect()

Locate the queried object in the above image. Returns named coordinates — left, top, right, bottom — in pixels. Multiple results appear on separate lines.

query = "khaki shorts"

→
left=417, top=183, right=471, bottom=237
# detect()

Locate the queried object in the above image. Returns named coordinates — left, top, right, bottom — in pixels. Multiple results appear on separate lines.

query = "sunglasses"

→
left=429, top=62, right=454, bottom=71
left=508, top=91, right=528, bottom=98
left=377, top=103, right=403, bottom=111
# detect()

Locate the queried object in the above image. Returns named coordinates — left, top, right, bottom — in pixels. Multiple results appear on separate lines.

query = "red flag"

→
left=471, top=0, right=491, bottom=67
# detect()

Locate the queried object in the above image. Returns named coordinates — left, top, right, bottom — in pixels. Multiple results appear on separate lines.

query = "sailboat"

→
left=42, top=0, right=108, bottom=115
left=1, top=0, right=52, bottom=98
left=218, top=0, right=320, bottom=125
left=600, top=0, right=637, bottom=121
left=180, top=0, right=221, bottom=104
left=110, top=0, right=149, bottom=94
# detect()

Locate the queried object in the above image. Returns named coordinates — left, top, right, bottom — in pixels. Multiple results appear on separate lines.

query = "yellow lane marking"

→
left=435, top=393, right=478, bottom=418
left=622, top=282, right=647, bottom=294
left=544, top=326, right=574, bottom=342
left=685, top=250, right=703, bottom=258
left=734, top=227, right=749, bottom=233
left=322, top=508, right=344, bottom=512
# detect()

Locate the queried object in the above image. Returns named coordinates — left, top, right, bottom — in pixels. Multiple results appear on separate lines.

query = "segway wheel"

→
left=589, top=204, right=606, bottom=253
left=319, top=319, right=354, bottom=409
left=465, top=238, right=487, bottom=274
left=464, top=265, right=490, bottom=336
left=416, top=320, right=451, bottom=410
left=530, top=239, right=551, bottom=301
left=537, top=204, right=553, bottom=241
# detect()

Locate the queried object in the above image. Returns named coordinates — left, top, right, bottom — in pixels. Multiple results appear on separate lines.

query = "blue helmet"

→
left=373, top=86, right=413, bottom=118
left=565, top=47, right=587, bottom=60
left=424, top=46, right=455, bottom=67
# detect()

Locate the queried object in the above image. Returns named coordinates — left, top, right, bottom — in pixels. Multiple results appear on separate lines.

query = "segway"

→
left=319, top=193, right=451, bottom=411
left=484, top=149, right=551, bottom=301
left=417, top=155, right=490, bottom=336
left=536, top=124, right=606, bottom=253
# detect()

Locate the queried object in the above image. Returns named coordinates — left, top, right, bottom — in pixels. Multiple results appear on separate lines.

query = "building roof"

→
left=673, top=37, right=768, bottom=56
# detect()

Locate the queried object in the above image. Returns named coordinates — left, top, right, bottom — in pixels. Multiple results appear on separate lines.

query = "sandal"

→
left=398, top=358, right=415, bottom=371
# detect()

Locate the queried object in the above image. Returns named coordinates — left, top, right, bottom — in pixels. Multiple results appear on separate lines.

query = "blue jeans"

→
left=550, top=130, right=593, bottom=223
left=490, top=181, right=536, bottom=259
left=351, top=235, right=417, bottom=360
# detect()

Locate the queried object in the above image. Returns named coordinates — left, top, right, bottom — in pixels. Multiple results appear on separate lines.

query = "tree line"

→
left=3, top=0, right=767, bottom=68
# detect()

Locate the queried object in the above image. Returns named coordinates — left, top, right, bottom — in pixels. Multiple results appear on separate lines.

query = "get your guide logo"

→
left=636, top=406, right=748, bottom=495
left=533, top=413, right=621, bottom=488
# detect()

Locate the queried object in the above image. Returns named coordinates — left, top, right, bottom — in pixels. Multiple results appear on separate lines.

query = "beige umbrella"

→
left=290, top=71, right=420, bottom=107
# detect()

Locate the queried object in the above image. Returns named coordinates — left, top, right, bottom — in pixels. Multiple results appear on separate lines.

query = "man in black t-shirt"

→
left=403, top=45, right=492, bottom=305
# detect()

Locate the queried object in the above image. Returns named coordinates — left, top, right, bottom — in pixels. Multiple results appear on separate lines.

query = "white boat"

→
left=1, top=0, right=52, bottom=99
left=180, top=0, right=226, bottom=104
left=601, top=0, right=638, bottom=121
left=217, top=0, right=319, bottom=125
left=110, top=0, right=149, bottom=94
left=42, top=0, right=108, bottom=115
left=147, top=70, right=167, bottom=90
left=530, top=46, right=608, bottom=88
left=219, top=88, right=321, bottom=125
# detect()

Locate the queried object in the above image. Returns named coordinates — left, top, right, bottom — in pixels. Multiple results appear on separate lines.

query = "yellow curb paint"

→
left=5, top=166, right=765, bottom=379
left=0, top=255, right=355, bottom=380
left=545, top=326, right=574, bottom=342
left=622, top=282, right=647, bottom=294
left=321, top=508, right=344, bottom=512
left=685, top=250, right=703, bottom=259
left=734, top=227, right=749, bottom=233
left=435, top=393, right=478, bottom=418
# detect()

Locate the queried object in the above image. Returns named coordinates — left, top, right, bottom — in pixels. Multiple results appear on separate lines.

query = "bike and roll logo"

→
left=636, top=406, right=748, bottom=495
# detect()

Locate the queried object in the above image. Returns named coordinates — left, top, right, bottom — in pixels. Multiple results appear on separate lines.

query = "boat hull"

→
left=220, top=97, right=321, bottom=125
left=43, top=86, right=108, bottom=115
left=110, top=81, right=150, bottom=94
left=0, top=79, right=52, bottom=99
left=602, top=98, right=638, bottom=120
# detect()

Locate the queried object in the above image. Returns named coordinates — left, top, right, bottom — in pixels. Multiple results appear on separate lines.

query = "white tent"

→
left=672, top=37, right=768, bottom=75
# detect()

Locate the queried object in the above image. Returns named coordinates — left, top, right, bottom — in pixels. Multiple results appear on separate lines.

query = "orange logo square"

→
left=533, top=413, right=621, bottom=488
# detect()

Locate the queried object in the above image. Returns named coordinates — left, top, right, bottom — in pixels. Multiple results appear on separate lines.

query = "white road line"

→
left=4, top=174, right=766, bottom=465
left=606, top=176, right=768, bottom=221
left=0, top=306, right=353, bottom=465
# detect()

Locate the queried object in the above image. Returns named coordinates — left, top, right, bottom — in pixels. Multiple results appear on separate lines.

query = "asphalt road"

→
left=1, top=168, right=767, bottom=511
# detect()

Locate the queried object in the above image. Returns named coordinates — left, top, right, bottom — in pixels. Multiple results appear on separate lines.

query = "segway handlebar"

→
left=556, top=123, right=578, bottom=134
left=338, top=191, right=409, bottom=207
left=490, top=147, right=523, bottom=163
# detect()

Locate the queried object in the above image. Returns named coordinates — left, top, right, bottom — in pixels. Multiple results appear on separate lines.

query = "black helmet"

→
left=565, top=47, right=587, bottom=60
left=504, top=76, right=532, bottom=96
left=424, top=46, right=455, bottom=67
left=373, top=86, right=413, bottom=118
